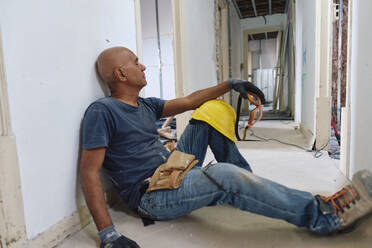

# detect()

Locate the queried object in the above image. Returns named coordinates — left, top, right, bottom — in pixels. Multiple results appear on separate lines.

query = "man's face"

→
left=120, top=51, right=147, bottom=88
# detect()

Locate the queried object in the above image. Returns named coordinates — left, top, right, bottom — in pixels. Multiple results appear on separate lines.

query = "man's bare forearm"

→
left=81, top=170, right=113, bottom=231
left=161, top=81, right=229, bottom=117
left=185, top=81, right=229, bottom=109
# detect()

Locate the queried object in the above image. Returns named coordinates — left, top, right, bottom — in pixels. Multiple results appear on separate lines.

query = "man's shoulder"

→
left=140, top=97, right=166, bottom=106
left=87, top=97, right=114, bottom=110
left=92, top=97, right=114, bottom=106
left=83, top=97, right=114, bottom=117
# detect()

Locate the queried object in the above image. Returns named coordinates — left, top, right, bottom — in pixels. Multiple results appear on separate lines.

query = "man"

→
left=80, top=46, right=372, bottom=248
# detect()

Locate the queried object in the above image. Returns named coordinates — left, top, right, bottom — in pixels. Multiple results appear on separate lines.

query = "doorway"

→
left=140, top=0, right=176, bottom=100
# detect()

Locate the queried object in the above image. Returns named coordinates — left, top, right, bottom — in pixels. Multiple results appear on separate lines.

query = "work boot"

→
left=317, top=169, right=372, bottom=231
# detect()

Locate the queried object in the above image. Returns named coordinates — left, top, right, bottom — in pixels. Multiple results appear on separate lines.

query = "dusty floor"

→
left=58, top=121, right=372, bottom=248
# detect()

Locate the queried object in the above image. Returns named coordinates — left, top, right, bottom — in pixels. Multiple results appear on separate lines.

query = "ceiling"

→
left=234, top=0, right=287, bottom=18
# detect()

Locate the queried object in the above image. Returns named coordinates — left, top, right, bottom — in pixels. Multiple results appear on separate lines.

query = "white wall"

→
left=349, top=0, right=372, bottom=175
left=182, top=0, right=217, bottom=94
left=296, top=0, right=317, bottom=135
left=141, top=0, right=175, bottom=100
left=0, top=0, right=137, bottom=239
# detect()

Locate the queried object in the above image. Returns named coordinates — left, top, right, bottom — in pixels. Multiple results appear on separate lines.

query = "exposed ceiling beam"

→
left=251, top=0, right=258, bottom=17
left=269, top=0, right=272, bottom=15
left=249, top=34, right=255, bottom=40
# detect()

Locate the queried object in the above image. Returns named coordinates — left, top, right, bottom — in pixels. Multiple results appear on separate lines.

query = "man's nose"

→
left=141, top=63, right=146, bottom=71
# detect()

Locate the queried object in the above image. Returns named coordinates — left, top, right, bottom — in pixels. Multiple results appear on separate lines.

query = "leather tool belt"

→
left=146, top=150, right=199, bottom=193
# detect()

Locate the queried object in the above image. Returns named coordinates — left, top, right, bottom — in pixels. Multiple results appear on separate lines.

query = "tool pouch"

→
left=146, top=150, right=198, bottom=193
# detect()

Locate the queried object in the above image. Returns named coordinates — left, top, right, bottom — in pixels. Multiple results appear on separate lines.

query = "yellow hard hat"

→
left=191, top=99, right=236, bottom=142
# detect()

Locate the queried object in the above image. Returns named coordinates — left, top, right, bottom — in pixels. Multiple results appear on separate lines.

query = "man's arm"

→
left=80, top=147, right=113, bottom=230
left=161, top=81, right=229, bottom=118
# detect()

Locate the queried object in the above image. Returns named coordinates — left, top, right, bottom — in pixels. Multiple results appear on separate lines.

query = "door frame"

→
left=340, top=0, right=353, bottom=179
left=314, top=0, right=333, bottom=150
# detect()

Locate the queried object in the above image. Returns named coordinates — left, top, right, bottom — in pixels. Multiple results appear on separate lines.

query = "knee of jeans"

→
left=204, top=163, right=264, bottom=193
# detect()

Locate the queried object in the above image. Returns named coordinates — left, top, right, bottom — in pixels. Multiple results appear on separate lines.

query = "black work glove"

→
left=100, top=235, right=140, bottom=248
left=227, top=78, right=266, bottom=104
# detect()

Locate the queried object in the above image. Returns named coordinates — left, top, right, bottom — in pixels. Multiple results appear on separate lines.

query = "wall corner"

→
left=0, top=27, right=27, bottom=248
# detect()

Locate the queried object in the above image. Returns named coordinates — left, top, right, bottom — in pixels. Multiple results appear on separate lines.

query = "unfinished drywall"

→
left=181, top=0, right=218, bottom=94
left=331, top=0, right=349, bottom=128
left=230, top=4, right=241, bottom=79
left=296, top=0, right=318, bottom=137
left=286, top=0, right=296, bottom=118
left=295, top=0, right=303, bottom=123
left=141, top=0, right=175, bottom=100
left=349, top=0, right=372, bottom=175
left=0, top=0, right=137, bottom=239
left=230, top=2, right=242, bottom=108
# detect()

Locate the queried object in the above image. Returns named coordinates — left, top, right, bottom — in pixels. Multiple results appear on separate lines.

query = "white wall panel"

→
left=297, top=0, right=317, bottom=135
left=0, top=0, right=137, bottom=239
left=182, top=0, right=217, bottom=94
left=349, top=0, right=372, bottom=175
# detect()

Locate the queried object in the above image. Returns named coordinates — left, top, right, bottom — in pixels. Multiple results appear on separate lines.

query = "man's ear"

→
left=113, top=67, right=127, bottom=82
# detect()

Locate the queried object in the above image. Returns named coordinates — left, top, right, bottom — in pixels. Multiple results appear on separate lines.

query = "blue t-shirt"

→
left=82, top=97, right=170, bottom=209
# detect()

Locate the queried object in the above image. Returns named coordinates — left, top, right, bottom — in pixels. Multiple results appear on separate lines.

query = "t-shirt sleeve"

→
left=82, top=103, right=114, bottom=149
left=146, top=97, right=166, bottom=119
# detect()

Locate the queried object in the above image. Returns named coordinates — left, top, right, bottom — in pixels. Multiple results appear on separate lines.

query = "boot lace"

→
left=320, top=185, right=360, bottom=214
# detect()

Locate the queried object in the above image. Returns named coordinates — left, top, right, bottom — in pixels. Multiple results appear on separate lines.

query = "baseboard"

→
left=25, top=187, right=121, bottom=248
left=26, top=206, right=91, bottom=248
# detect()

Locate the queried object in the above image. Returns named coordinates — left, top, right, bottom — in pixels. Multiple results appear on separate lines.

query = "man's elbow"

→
left=80, top=163, right=100, bottom=184
left=183, top=96, right=198, bottom=111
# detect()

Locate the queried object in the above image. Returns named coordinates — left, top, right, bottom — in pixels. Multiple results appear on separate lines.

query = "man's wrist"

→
left=98, top=225, right=121, bottom=244
left=227, top=78, right=242, bottom=89
left=227, top=79, right=234, bottom=89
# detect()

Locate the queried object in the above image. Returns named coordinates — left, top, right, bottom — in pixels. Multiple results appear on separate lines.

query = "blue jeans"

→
left=138, top=120, right=341, bottom=234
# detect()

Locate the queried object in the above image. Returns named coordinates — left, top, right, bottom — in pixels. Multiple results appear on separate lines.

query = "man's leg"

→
left=138, top=163, right=341, bottom=235
left=176, top=120, right=252, bottom=172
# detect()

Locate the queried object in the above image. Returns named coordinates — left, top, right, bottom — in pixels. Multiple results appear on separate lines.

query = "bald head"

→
left=96, top=46, right=147, bottom=94
left=97, top=47, right=133, bottom=84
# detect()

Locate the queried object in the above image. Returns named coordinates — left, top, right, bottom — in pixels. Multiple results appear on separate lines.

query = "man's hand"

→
left=101, top=235, right=140, bottom=248
left=227, top=79, right=266, bottom=103
left=99, top=225, right=140, bottom=248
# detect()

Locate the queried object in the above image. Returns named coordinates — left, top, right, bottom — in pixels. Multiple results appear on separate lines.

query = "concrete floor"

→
left=58, top=121, right=372, bottom=248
